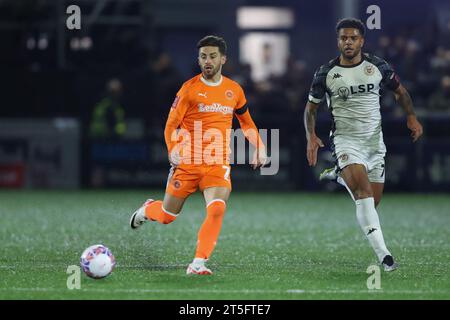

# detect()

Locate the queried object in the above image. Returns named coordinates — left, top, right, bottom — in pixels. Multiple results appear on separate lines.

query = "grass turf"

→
left=0, top=190, right=449, bottom=300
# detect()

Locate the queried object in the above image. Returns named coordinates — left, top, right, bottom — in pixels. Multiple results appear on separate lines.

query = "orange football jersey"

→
left=165, top=74, right=247, bottom=165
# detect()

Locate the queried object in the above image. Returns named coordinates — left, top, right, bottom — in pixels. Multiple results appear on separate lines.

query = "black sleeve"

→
left=308, top=67, right=327, bottom=104
left=234, top=104, right=248, bottom=115
left=378, top=61, right=400, bottom=91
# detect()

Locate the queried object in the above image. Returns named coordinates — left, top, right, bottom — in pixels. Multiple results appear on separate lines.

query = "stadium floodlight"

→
left=237, top=7, right=294, bottom=29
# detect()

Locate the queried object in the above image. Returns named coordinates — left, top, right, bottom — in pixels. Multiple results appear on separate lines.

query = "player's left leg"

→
left=331, top=167, right=384, bottom=207
left=368, top=181, right=396, bottom=271
left=367, top=157, right=386, bottom=208
left=187, top=165, right=231, bottom=275
left=371, top=183, right=384, bottom=208
left=187, top=186, right=230, bottom=275
left=366, top=159, right=396, bottom=270
left=340, top=164, right=396, bottom=271
left=338, top=180, right=383, bottom=206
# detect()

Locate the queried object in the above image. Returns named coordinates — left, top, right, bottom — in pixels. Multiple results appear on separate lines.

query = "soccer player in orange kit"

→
left=130, top=35, right=267, bottom=275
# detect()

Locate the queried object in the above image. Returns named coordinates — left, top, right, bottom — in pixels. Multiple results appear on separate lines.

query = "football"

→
left=80, top=244, right=116, bottom=279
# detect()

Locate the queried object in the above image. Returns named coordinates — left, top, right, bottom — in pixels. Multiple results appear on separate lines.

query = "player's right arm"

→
left=164, top=85, right=190, bottom=166
left=304, top=67, right=326, bottom=167
left=304, top=101, right=324, bottom=166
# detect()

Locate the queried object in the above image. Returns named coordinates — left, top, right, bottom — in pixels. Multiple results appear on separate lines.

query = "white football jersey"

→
left=308, top=53, right=400, bottom=152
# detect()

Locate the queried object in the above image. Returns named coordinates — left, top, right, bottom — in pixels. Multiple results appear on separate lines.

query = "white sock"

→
left=355, top=197, right=391, bottom=262
left=192, top=258, right=207, bottom=266
left=337, top=176, right=355, bottom=201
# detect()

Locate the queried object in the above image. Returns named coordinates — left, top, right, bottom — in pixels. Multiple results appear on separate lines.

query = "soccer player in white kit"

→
left=304, top=18, right=423, bottom=271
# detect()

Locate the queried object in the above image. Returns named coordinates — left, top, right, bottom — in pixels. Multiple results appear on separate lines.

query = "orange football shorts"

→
left=166, top=164, right=232, bottom=198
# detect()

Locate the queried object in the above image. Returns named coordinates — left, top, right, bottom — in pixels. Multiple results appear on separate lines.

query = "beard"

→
left=201, top=64, right=221, bottom=79
left=342, top=47, right=361, bottom=60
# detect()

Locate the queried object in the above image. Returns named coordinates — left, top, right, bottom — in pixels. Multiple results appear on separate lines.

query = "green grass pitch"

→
left=0, top=190, right=449, bottom=300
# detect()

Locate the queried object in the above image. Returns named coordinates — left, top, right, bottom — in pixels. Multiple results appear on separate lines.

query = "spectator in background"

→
left=390, top=34, right=407, bottom=67
left=226, top=62, right=257, bottom=112
left=226, top=61, right=255, bottom=96
left=281, top=58, right=310, bottom=114
left=89, top=78, right=126, bottom=139
left=375, top=35, right=396, bottom=62
left=148, top=53, right=182, bottom=133
left=430, top=46, right=450, bottom=76
left=427, top=75, right=450, bottom=112
left=132, top=52, right=182, bottom=137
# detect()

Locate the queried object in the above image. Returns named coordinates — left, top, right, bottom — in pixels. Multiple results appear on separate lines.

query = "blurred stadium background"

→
left=1, top=0, right=450, bottom=301
left=1, top=0, right=449, bottom=192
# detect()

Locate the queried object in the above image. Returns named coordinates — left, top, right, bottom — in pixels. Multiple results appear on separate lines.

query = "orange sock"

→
left=195, top=200, right=226, bottom=259
left=144, top=200, right=177, bottom=224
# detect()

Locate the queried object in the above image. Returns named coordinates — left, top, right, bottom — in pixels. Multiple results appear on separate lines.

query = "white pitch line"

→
left=285, top=289, right=449, bottom=294
left=0, top=287, right=448, bottom=295
left=0, top=264, right=199, bottom=269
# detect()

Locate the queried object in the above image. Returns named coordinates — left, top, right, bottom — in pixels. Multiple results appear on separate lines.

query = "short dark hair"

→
left=197, top=35, right=227, bottom=55
left=336, top=18, right=365, bottom=37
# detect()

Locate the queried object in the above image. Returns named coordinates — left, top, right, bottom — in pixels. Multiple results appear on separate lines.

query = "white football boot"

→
left=186, top=259, right=213, bottom=275
left=319, top=166, right=338, bottom=181
left=129, top=199, right=154, bottom=229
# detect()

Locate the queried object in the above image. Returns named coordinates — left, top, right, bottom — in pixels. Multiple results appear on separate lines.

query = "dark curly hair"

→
left=197, top=35, right=227, bottom=56
left=336, top=18, right=366, bottom=37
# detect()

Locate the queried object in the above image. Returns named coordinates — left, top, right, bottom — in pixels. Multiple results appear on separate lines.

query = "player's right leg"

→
left=130, top=165, right=198, bottom=229
left=340, top=163, right=397, bottom=271
left=319, top=166, right=338, bottom=182
left=319, top=166, right=356, bottom=201
left=129, top=192, right=186, bottom=229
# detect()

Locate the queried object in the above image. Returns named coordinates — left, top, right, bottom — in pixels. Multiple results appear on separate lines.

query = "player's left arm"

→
left=381, top=60, right=423, bottom=143
left=393, top=84, right=423, bottom=142
left=234, top=84, right=267, bottom=169
left=235, top=108, right=267, bottom=169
